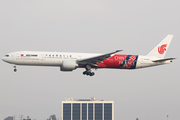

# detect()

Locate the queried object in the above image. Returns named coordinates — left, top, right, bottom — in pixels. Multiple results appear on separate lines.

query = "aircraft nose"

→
left=2, top=57, right=5, bottom=62
left=2, top=56, right=8, bottom=62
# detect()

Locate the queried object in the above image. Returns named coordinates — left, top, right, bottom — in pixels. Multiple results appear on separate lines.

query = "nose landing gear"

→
left=83, top=65, right=95, bottom=76
left=13, top=65, right=17, bottom=72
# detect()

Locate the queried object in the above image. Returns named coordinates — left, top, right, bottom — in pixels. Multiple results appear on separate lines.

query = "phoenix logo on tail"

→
left=158, top=44, right=167, bottom=54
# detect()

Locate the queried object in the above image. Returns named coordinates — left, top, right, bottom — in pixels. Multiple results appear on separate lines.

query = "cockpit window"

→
left=5, top=55, right=9, bottom=57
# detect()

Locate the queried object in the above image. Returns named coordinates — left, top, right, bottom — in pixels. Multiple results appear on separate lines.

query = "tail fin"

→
left=146, top=35, right=173, bottom=58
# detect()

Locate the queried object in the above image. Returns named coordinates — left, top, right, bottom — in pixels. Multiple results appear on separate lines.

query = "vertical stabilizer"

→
left=146, top=35, right=173, bottom=58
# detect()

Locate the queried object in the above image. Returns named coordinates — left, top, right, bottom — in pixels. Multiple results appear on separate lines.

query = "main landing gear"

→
left=13, top=65, right=17, bottom=72
left=83, top=71, right=95, bottom=76
left=83, top=65, right=95, bottom=76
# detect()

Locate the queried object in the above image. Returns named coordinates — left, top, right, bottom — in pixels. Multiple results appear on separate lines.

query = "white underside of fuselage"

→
left=136, top=55, right=172, bottom=69
left=3, top=51, right=172, bottom=69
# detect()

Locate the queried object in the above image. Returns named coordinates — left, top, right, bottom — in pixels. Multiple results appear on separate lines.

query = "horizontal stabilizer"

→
left=152, top=58, right=176, bottom=62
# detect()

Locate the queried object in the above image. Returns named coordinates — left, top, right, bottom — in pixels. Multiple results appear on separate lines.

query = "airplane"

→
left=2, top=35, right=176, bottom=76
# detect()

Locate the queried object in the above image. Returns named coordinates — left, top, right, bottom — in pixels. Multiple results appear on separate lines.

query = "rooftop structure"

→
left=49, top=115, right=57, bottom=120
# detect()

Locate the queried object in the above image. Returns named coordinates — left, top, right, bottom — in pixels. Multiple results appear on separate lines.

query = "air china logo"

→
left=158, top=44, right=167, bottom=54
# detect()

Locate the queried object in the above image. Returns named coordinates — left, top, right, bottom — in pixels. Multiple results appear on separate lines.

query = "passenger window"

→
left=49, top=55, right=51, bottom=57
left=5, top=55, right=9, bottom=57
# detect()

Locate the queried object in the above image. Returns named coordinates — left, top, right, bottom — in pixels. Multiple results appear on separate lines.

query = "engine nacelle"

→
left=60, top=60, right=78, bottom=71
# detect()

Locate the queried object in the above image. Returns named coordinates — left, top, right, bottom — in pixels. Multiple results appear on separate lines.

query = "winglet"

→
left=115, top=50, right=123, bottom=53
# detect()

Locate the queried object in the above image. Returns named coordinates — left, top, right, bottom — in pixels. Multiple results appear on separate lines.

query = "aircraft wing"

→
left=77, top=50, right=123, bottom=65
left=152, top=58, right=176, bottom=62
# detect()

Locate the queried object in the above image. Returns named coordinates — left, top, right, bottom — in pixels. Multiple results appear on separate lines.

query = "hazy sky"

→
left=0, top=0, right=180, bottom=120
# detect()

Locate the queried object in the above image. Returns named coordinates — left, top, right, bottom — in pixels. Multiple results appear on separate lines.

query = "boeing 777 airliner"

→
left=2, top=35, right=175, bottom=76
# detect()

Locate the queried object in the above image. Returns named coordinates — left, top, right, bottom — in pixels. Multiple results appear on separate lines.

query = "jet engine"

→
left=60, top=60, right=78, bottom=71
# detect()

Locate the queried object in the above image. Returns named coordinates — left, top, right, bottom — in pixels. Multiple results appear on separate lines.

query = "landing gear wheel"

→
left=89, top=72, right=95, bottom=76
left=83, top=64, right=95, bottom=76
left=90, top=73, right=93, bottom=76
left=83, top=71, right=87, bottom=75
left=82, top=71, right=95, bottom=76
left=87, top=72, right=90, bottom=76
left=13, top=65, right=17, bottom=72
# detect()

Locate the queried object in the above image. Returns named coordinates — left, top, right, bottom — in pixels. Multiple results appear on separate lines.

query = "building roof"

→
left=65, top=97, right=104, bottom=101
left=62, top=97, right=114, bottom=103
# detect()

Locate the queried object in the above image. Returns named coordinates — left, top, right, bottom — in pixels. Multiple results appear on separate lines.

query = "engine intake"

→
left=60, top=60, right=78, bottom=71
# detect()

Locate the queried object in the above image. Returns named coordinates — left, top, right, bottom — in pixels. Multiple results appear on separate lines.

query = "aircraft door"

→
left=16, top=54, right=20, bottom=60
left=40, top=54, right=45, bottom=63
